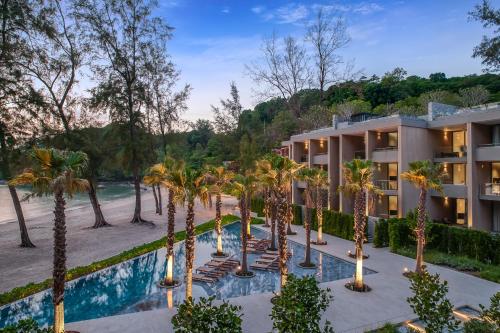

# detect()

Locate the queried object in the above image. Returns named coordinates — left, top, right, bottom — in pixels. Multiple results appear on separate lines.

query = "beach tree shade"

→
left=9, top=148, right=89, bottom=333
left=257, top=154, right=303, bottom=287
left=309, top=168, right=329, bottom=245
left=203, top=165, right=234, bottom=256
left=339, top=159, right=380, bottom=290
left=296, top=168, right=316, bottom=267
left=143, top=163, right=167, bottom=215
left=401, top=160, right=445, bottom=274
left=229, top=172, right=258, bottom=276
left=172, top=166, right=209, bottom=298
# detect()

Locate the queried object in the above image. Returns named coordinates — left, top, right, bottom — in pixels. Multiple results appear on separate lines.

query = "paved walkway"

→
left=67, top=222, right=500, bottom=333
left=0, top=191, right=237, bottom=292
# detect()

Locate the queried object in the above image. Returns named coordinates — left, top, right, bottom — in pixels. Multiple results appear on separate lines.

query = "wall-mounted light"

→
left=304, top=141, right=309, bottom=150
left=319, top=139, right=324, bottom=148
left=377, top=132, right=381, bottom=140
left=444, top=131, right=448, bottom=140
left=444, top=197, right=449, bottom=206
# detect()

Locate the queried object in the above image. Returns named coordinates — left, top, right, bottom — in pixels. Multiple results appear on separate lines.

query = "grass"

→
left=395, top=246, right=500, bottom=283
left=0, top=214, right=263, bottom=307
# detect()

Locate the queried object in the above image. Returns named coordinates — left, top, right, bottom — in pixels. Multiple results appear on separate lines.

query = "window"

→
left=388, top=132, right=398, bottom=148
left=452, top=131, right=466, bottom=156
left=456, top=199, right=466, bottom=225
left=492, top=163, right=500, bottom=183
left=388, top=196, right=398, bottom=218
left=388, top=163, right=398, bottom=190
left=453, top=164, right=466, bottom=185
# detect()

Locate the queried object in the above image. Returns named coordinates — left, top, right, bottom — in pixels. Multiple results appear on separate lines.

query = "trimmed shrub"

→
left=250, top=197, right=265, bottom=217
left=373, top=219, right=389, bottom=248
left=310, top=209, right=356, bottom=241
left=388, top=218, right=411, bottom=252
left=172, top=296, right=242, bottom=332
left=292, top=204, right=303, bottom=225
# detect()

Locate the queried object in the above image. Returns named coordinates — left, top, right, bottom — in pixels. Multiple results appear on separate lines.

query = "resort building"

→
left=281, top=102, right=500, bottom=233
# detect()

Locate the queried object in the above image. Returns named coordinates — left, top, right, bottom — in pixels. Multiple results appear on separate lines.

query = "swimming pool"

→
left=0, top=222, right=376, bottom=327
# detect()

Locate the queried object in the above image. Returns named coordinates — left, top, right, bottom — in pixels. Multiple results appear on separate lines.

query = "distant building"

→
left=280, top=102, right=500, bottom=233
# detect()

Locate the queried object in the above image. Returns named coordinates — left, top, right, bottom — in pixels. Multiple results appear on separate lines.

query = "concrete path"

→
left=66, top=223, right=500, bottom=333
left=0, top=191, right=237, bottom=293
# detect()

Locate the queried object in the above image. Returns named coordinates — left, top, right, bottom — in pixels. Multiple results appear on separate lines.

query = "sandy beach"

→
left=0, top=190, right=238, bottom=293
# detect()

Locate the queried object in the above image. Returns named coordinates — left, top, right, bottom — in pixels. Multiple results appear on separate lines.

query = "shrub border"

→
left=0, top=214, right=263, bottom=307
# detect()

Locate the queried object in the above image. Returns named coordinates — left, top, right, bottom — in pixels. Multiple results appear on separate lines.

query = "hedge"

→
left=375, top=217, right=500, bottom=265
left=310, top=208, right=356, bottom=241
left=250, top=197, right=265, bottom=217
left=373, top=219, right=389, bottom=248
left=292, top=204, right=303, bottom=225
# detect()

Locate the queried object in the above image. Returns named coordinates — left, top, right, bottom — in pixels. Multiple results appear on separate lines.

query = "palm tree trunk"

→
left=208, top=193, right=213, bottom=209
left=215, top=193, right=224, bottom=255
left=185, top=200, right=195, bottom=299
left=353, top=191, right=366, bottom=290
left=165, top=189, right=176, bottom=285
left=263, top=188, right=270, bottom=227
left=53, top=190, right=67, bottom=333
left=415, top=188, right=427, bottom=274
left=157, top=184, right=162, bottom=215
left=89, top=182, right=110, bottom=228
left=316, top=186, right=324, bottom=244
left=277, top=192, right=288, bottom=288
left=303, top=189, right=312, bottom=266
left=286, top=189, right=295, bottom=235
left=152, top=185, right=159, bottom=214
left=246, top=192, right=252, bottom=239
left=239, top=196, right=249, bottom=274
left=269, top=199, right=277, bottom=251
left=8, top=185, right=35, bottom=247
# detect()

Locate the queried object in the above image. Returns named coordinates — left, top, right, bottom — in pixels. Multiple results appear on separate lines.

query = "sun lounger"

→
left=196, top=266, right=227, bottom=277
left=192, top=273, right=217, bottom=283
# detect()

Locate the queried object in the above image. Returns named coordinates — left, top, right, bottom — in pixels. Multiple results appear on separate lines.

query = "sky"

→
left=158, top=0, right=492, bottom=121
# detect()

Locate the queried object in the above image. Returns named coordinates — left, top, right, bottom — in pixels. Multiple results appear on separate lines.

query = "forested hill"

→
left=16, top=71, right=500, bottom=180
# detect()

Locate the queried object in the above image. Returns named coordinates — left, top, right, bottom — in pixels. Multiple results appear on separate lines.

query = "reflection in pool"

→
left=0, top=222, right=376, bottom=327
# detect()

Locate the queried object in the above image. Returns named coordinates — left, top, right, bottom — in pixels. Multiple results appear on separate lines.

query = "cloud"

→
left=275, top=3, right=309, bottom=24
left=251, top=6, right=265, bottom=14
left=353, top=2, right=383, bottom=15
left=221, top=7, right=230, bottom=14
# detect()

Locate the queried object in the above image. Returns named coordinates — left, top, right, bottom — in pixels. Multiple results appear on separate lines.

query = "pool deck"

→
left=66, top=220, right=500, bottom=333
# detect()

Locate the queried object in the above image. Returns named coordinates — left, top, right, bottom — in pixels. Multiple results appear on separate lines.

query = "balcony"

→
left=479, top=183, right=500, bottom=201
left=431, top=183, right=467, bottom=198
left=312, top=153, right=328, bottom=165
left=372, top=147, right=398, bottom=162
left=476, top=143, right=500, bottom=162
left=374, top=179, right=398, bottom=191
left=354, top=150, right=366, bottom=159
left=299, top=154, right=308, bottom=163
left=434, top=146, right=467, bottom=163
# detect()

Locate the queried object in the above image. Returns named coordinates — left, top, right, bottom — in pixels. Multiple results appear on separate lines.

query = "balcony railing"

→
left=434, top=146, right=467, bottom=158
left=374, top=146, right=398, bottom=151
left=354, top=150, right=366, bottom=159
left=375, top=180, right=398, bottom=190
left=481, top=183, right=500, bottom=196
left=477, top=143, right=500, bottom=148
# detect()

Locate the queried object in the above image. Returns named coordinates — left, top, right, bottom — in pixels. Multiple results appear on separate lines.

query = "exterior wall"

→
left=328, top=137, right=340, bottom=210
left=398, top=126, right=434, bottom=217
left=467, top=123, right=492, bottom=231
left=339, top=135, right=364, bottom=213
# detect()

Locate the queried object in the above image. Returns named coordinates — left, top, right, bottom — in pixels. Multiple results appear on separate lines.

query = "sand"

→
left=0, top=191, right=238, bottom=293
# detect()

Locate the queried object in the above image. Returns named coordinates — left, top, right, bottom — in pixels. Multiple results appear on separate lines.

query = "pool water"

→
left=0, top=222, right=376, bottom=327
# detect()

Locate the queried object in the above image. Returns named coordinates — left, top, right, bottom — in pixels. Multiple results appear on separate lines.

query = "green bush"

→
left=407, top=269, right=460, bottom=333
left=463, top=319, right=496, bottom=333
left=373, top=219, right=389, bottom=248
left=388, top=218, right=411, bottom=252
left=311, top=209, right=355, bottom=241
left=0, top=318, right=51, bottom=333
left=292, top=204, right=303, bottom=225
left=372, top=323, right=399, bottom=333
left=250, top=197, right=265, bottom=217
left=172, top=296, right=242, bottom=333
left=271, top=275, right=333, bottom=333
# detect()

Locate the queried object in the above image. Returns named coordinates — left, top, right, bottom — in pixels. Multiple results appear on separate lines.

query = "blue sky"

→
left=158, top=0, right=491, bottom=121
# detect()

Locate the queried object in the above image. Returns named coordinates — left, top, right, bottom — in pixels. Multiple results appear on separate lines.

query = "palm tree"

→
left=173, top=166, right=209, bottom=299
left=263, top=186, right=271, bottom=227
left=256, top=158, right=278, bottom=251
left=401, top=160, right=445, bottom=274
left=156, top=157, right=183, bottom=287
left=339, top=159, right=380, bottom=291
left=143, top=163, right=167, bottom=215
left=258, top=154, right=303, bottom=287
left=230, top=172, right=258, bottom=277
left=310, top=168, right=329, bottom=245
left=10, top=148, right=89, bottom=333
left=204, top=166, right=234, bottom=257
left=297, top=168, right=316, bottom=268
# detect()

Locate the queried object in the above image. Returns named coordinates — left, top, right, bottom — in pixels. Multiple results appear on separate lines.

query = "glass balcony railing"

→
left=354, top=150, right=366, bottom=159
left=481, top=183, right=500, bottom=196
left=434, top=146, right=467, bottom=158
left=373, top=146, right=398, bottom=151
left=374, top=180, right=398, bottom=190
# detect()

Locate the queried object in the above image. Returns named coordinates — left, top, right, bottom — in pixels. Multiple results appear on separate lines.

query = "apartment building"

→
left=281, top=102, right=500, bottom=233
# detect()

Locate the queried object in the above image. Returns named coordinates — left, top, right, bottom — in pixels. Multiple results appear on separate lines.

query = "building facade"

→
left=281, top=102, right=500, bottom=233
